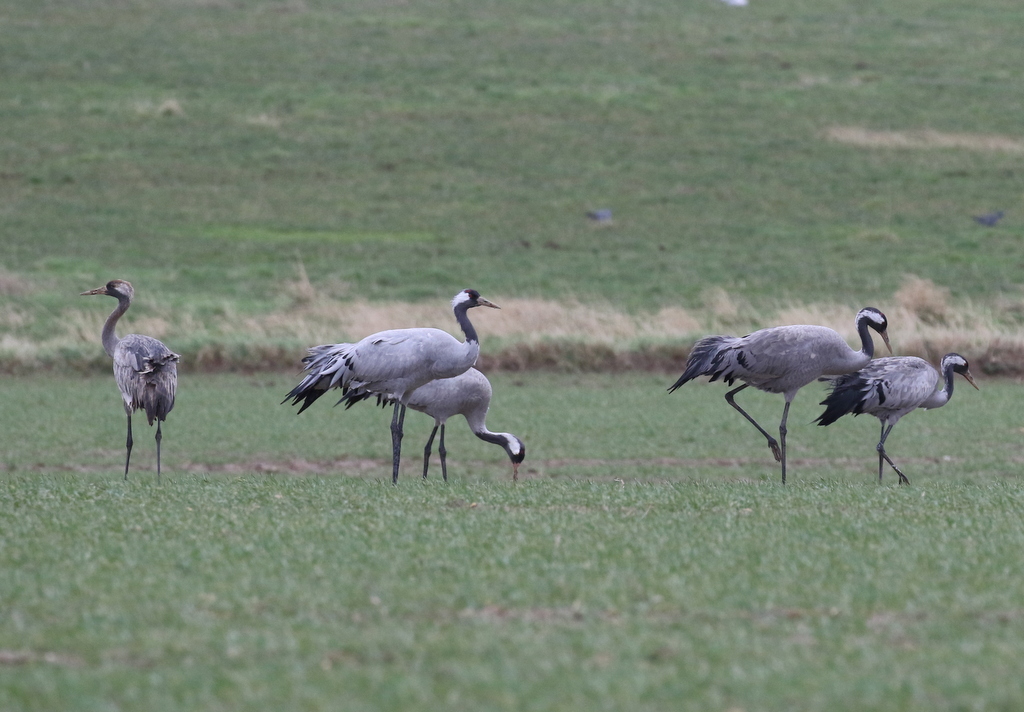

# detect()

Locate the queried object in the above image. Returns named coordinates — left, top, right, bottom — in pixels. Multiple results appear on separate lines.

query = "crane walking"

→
left=815, top=353, right=978, bottom=484
left=283, top=289, right=500, bottom=483
left=342, top=368, right=526, bottom=482
left=81, top=280, right=179, bottom=482
left=668, top=308, right=891, bottom=483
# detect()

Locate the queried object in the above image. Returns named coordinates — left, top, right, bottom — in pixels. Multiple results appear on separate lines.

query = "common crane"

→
left=81, top=280, right=179, bottom=482
left=668, top=307, right=891, bottom=483
left=342, top=368, right=526, bottom=481
left=815, top=352, right=978, bottom=484
left=283, top=289, right=500, bottom=483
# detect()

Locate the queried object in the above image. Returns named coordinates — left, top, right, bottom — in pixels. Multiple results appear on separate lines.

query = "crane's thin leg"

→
left=155, top=420, right=163, bottom=485
left=390, top=402, right=406, bottom=485
left=877, top=422, right=886, bottom=484
left=124, top=413, right=134, bottom=481
left=778, top=400, right=792, bottom=485
left=725, top=384, right=783, bottom=463
left=438, top=424, right=448, bottom=483
left=876, top=423, right=909, bottom=485
left=422, top=424, right=439, bottom=479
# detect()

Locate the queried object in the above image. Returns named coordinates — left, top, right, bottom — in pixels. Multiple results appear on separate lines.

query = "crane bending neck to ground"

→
left=284, top=289, right=500, bottom=483
left=816, top=352, right=978, bottom=484
left=669, top=307, right=891, bottom=484
left=81, top=280, right=179, bottom=483
left=341, top=368, right=526, bottom=481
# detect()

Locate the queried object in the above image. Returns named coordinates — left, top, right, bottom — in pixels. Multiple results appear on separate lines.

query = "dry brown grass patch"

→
left=10, top=275, right=1024, bottom=374
left=826, top=126, right=1024, bottom=153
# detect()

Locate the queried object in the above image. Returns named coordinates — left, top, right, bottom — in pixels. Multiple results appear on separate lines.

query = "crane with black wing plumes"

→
left=283, top=289, right=500, bottom=483
left=668, top=308, right=891, bottom=483
left=815, top=352, right=978, bottom=485
left=81, top=280, right=179, bottom=482
left=341, top=368, right=526, bottom=482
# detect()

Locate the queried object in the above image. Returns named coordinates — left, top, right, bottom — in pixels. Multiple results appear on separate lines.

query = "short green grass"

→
left=2, top=374, right=1024, bottom=710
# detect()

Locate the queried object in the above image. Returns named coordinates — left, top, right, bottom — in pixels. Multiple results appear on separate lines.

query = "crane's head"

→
left=81, top=279, right=134, bottom=302
left=503, top=435, right=526, bottom=482
left=452, top=289, right=500, bottom=311
left=856, top=307, right=892, bottom=354
left=941, top=353, right=979, bottom=390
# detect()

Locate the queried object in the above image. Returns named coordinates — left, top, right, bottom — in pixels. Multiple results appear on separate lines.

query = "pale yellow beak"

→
left=880, top=330, right=892, bottom=354
left=477, top=297, right=500, bottom=310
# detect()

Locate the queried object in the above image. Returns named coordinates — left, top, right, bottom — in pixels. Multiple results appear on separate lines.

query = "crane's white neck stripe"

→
left=452, top=290, right=473, bottom=308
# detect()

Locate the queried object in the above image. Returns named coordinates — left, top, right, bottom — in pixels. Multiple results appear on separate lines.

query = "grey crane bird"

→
left=81, top=280, right=179, bottom=482
left=668, top=307, right=891, bottom=483
left=283, top=289, right=500, bottom=483
left=341, top=368, right=526, bottom=482
left=815, top=353, right=978, bottom=485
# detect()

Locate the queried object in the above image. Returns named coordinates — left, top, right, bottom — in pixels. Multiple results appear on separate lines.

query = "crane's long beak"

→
left=511, top=461, right=519, bottom=482
left=80, top=287, right=107, bottom=296
left=477, top=297, right=500, bottom=309
left=962, top=370, right=979, bottom=390
left=880, top=330, right=892, bottom=354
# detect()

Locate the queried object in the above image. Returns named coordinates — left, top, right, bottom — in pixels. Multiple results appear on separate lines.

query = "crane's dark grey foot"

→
left=880, top=449, right=909, bottom=486
left=767, top=439, right=782, bottom=462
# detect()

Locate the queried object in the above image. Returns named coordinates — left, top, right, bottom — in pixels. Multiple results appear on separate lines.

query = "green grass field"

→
left=3, top=373, right=1024, bottom=710
left=4, top=0, right=1024, bottom=708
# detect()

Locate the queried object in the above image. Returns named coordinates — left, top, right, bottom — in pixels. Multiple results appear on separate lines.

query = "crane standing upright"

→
left=815, top=352, right=978, bottom=484
left=668, top=307, right=891, bottom=483
left=283, top=289, right=500, bottom=483
left=342, top=368, right=526, bottom=482
left=81, top=280, right=179, bottom=482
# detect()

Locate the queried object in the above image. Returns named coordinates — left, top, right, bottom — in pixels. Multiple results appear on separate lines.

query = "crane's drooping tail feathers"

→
left=282, top=344, right=358, bottom=413
left=137, top=356, right=178, bottom=425
left=814, top=373, right=875, bottom=426
left=668, top=335, right=736, bottom=392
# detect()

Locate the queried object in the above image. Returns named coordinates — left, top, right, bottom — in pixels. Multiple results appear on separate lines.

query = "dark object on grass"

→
left=668, top=308, right=891, bottom=484
left=973, top=210, right=1004, bottom=226
left=816, top=353, right=977, bottom=485
left=81, top=280, right=179, bottom=483
left=586, top=209, right=613, bottom=223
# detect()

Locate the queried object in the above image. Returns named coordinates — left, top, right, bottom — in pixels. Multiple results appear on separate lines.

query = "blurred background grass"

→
left=1, top=0, right=1023, bottom=372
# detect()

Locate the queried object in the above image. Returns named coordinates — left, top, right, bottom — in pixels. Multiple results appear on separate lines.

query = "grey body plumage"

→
left=283, top=289, right=500, bottom=483
left=81, top=280, right=179, bottom=482
left=342, top=368, right=526, bottom=482
left=669, top=307, right=891, bottom=483
left=816, top=353, right=978, bottom=484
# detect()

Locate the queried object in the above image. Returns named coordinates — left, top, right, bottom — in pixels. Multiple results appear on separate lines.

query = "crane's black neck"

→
left=856, top=317, right=876, bottom=358
left=454, top=302, right=479, bottom=344
left=942, top=364, right=957, bottom=400
left=474, top=430, right=525, bottom=463
left=101, top=295, right=131, bottom=358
